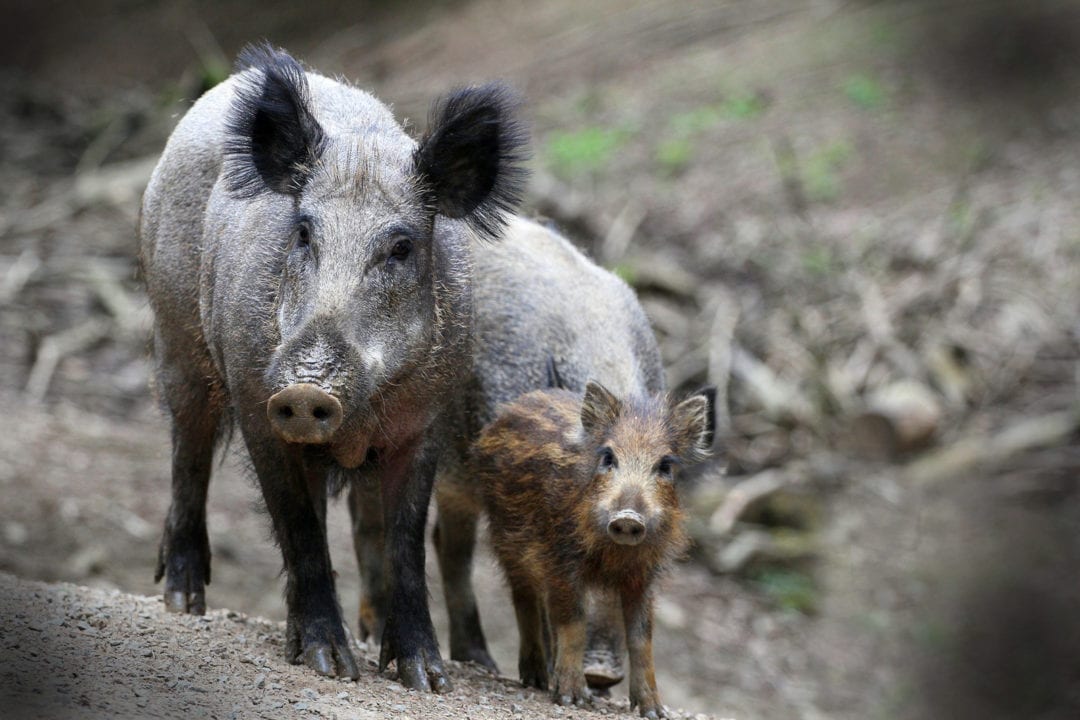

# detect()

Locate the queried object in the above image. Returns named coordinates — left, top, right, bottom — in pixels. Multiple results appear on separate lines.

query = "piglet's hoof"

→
left=552, top=674, right=592, bottom=707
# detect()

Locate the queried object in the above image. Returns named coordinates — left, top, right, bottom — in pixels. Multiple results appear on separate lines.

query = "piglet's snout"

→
left=267, top=383, right=343, bottom=444
left=607, top=509, right=647, bottom=545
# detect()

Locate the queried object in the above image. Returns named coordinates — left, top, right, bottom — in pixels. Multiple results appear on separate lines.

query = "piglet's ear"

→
left=581, top=381, right=622, bottom=437
left=670, top=388, right=715, bottom=464
left=225, top=42, right=326, bottom=197
left=415, top=83, right=529, bottom=240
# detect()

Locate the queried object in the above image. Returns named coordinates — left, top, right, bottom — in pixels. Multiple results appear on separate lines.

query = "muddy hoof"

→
left=286, top=614, right=361, bottom=680
left=379, top=619, right=453, bottom=693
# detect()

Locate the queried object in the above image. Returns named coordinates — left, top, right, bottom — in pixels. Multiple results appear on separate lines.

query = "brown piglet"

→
left=473, top=381, right=715, bottom=718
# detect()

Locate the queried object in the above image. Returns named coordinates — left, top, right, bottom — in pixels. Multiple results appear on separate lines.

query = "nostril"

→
left=312, top=406, right=329, bottom=421
left=278, top=406, right=294, bottom=419
left=608, top=511, right=647, bottom=545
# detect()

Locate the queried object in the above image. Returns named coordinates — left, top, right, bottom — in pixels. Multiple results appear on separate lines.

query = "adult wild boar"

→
left=348, top=216, right=670, bottom=687
left=138, top=43, right=527, bottom=692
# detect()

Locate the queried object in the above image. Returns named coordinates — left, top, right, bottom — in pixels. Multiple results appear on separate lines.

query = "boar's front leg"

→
left=378, top=437, right=452, bottom=693
left=548, top=581, right=591, bottom=707
left=623, top=592, right=666, bottom=719
left=243, top=429, right=360, bottom=680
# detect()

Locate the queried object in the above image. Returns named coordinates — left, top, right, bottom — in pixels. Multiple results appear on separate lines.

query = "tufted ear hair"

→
left=669, top=387, right=715, bottom=464
left=415, top=83, right=529, bottom=240
left=580, top=381, right=622, bottom=438
left=224, top=42, right=327, bottom=197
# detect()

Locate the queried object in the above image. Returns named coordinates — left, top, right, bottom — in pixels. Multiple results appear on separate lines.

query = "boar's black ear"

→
left=225, top=42, right=327, bottom=197
left=581, top=381, right=622, bottom=437
left=670, top=387, right=715, bottom=464
left=415, top=83, right=529, bottom=240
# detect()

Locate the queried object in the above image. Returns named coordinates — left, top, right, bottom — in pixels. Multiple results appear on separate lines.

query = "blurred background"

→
left=2, top=0, right=1080, bottom=717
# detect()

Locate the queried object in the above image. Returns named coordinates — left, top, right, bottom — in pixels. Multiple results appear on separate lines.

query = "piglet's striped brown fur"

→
left=473, top=381, right=714, bottom=718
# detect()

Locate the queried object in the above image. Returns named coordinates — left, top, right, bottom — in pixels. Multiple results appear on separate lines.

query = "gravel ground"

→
left=0, top=572, right=722, bottom=720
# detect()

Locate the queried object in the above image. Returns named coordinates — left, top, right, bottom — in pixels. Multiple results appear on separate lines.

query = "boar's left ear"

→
left=670, top=387, right=716, bottom=464
left=415, top=83, right=529, bottom=240
left=225, top=43, right=327, bottom=197
left=581, top=381, right=622, bottom=437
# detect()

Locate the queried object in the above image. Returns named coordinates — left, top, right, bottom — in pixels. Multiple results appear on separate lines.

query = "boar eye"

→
left=656, top=455, right=680, bottom=479
left=387, top=237, right=413, bottom=265
left=597, top=446, right=617, bottom=473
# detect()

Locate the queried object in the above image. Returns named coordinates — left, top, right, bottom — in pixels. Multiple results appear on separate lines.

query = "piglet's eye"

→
left=657, top=455, right=680, bottom=479
left=388, top=237, right=412, bottom=264
left=597, top=447, right=616, bottom=472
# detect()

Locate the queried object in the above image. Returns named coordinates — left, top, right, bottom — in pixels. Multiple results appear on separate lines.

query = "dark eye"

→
left=293, top=222, right=312, bottom=254
left=597, top=447, right=616, bottom=473
left=657, top=455, right=680, bottom=479
left=388, top=237, right=412, bottom=265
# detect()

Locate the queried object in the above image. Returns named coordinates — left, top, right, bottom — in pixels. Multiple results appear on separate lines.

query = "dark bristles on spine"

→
left=224, top=42, right=327, bottom=197
left=415, top=83, right=530, bottom=241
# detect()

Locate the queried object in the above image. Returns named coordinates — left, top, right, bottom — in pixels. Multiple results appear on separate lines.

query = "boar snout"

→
left=607, top=509, right=646, bottom=546
left=267, top=383, right=343, bottom=444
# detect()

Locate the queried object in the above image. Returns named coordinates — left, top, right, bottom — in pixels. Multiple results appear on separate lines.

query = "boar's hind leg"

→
left=244, top=431, right=360, bottom=680
left=347, top=479, right=387, bottom=643
left=153, top=347, right=223, bottom=616
left=509, top=579, right=548, bottom=690
left=433, top=478, right=498, bottom=670
left=378, top=440, right=452, bottom=693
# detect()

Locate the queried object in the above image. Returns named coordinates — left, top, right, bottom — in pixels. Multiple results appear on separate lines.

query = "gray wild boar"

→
left=138, top=43, right=527, bottom=692
left=348, top=215, right=672, bottom=688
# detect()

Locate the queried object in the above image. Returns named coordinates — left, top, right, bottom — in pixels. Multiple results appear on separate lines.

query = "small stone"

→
left=336, top=691, right=349, bottom=700
left=254, top=674, right=266, bottom=689
left=511, top=704, right=523, bottom=713
left=391, top=704, right=407, bottom=712
left=294, top=702, right=309, bottom=711
left=301, top=687, right=319, bottom=700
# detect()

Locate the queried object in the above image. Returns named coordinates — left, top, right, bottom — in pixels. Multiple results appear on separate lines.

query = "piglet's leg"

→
left=547, top=582, right=591, bottom=707
left=623, top=593, right=667, bottom=719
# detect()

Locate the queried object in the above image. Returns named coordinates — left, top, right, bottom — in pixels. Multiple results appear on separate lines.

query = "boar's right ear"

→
left=669, top=388, right=715, bottom=464
left=224, top=43, right=327, bottom=197
left=581, top=381, right=622, bottom=437
left=415, top=83, right=529, bottom=240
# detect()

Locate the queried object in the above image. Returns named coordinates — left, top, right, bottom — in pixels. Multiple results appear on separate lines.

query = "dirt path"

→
left=0, top=572, right=720, bottom=720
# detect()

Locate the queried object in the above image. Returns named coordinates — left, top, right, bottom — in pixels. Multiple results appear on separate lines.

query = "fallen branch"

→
left=25, top=319, right=113, bottom=401
left=902, top=406, right=1080, bottom=487
left=707, top=468, right=790, bottom=536
left=0, top=250, right=41, bottom=304
left=730, top=343, right=816, bottom=426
